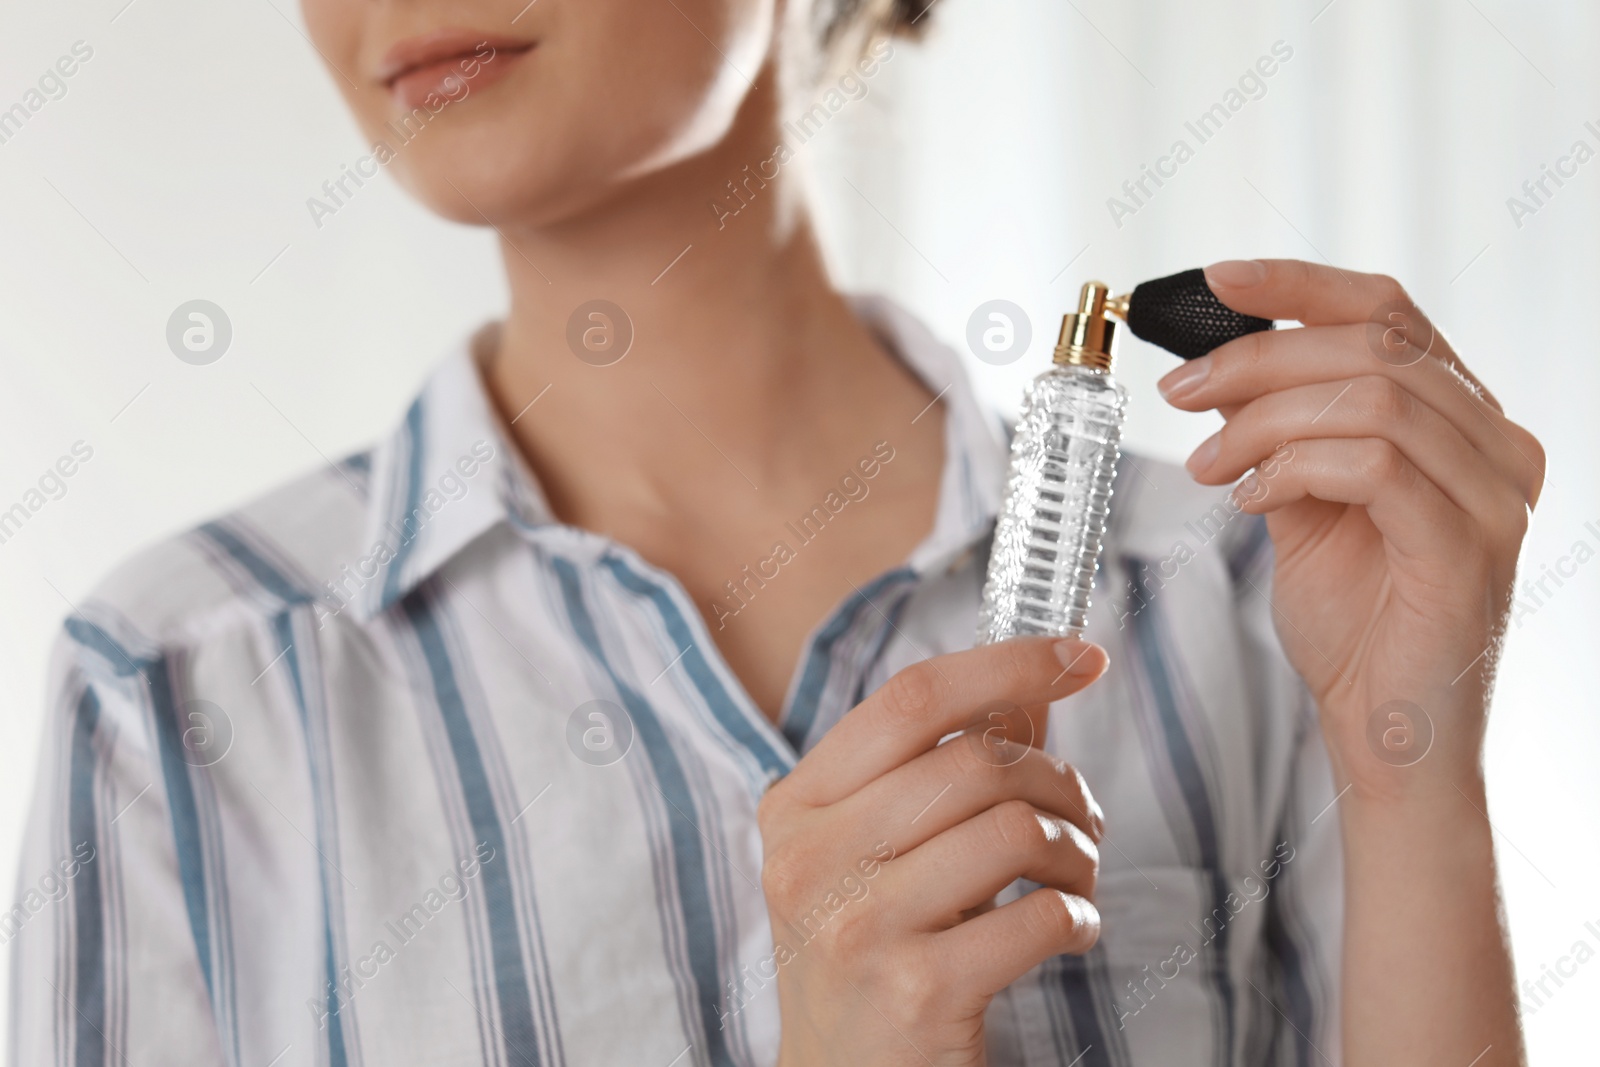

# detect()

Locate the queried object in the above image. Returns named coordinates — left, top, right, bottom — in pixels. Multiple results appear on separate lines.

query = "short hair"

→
left=818, top=0, right=938, bottom=56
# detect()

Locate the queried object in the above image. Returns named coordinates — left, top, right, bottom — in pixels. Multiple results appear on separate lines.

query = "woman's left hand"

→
left=1157, top=258, right=1545, bottom=799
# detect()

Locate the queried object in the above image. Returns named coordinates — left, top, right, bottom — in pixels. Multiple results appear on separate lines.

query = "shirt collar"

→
left=356, top=324, right=546, bottom=618
left=356, top=296, right=1009, bottom=618
left=846, top=294, right=1008, bottom=574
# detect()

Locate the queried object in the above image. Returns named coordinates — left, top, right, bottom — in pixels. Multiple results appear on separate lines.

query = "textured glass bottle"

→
left=977, top=283, right=1128, bottom=643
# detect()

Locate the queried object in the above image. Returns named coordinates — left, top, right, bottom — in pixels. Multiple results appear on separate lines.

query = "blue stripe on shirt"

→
left=199, top=521, right=308, bottom=606
left=554, top=557, right=737, bottom=1067
left=1265, top=774, right=1317, bottom=1067
left=274, top=611, right=353, bottom=1067
left=145, top=657, right=217, bottom=1008
left=401, top=591, right=548, bottom=1067
left=199, top=524, right=350, bottom=1065
left=780, top=568, right=914, bottom=753
left=1226, top=514, right=1272, bottom=582
left=63, top=617, right=145, bottom=679
left=68, top=685, right=106, bottom=1067
left=1264, top=888, right=1316, bottom=1067
left=601, top=555, right=791, bottom=782
left=63, top=624, right=228, bottom=1062
left=382, top=401, right=427, bottom=610
left=1053, top=949, right=1123, bottom=1067
left=1126, top=563, right=1237, bottom=1065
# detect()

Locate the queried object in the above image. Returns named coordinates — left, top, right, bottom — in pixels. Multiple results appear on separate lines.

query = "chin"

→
left=372, top=79, right=700, bottom=228
left=392, top=143, right=624, bottom=230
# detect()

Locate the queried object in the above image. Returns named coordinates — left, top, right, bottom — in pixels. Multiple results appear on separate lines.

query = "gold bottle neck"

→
left=1053, top=282, right=1130, bottom=372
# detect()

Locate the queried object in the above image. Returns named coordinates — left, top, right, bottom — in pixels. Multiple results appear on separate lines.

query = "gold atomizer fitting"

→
left=1053, top=281, right=1131, bottom=371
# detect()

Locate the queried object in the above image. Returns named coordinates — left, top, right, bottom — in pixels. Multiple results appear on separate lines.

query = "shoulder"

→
left=61, top=454, right=374, bottom=674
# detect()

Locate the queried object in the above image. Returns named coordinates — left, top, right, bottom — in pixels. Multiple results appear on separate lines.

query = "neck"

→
left=480, top=64, right=934, bottom=530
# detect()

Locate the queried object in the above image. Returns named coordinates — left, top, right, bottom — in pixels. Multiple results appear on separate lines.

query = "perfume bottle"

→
left=976, top=282, right=1128, bottom=643
left=976, top=268, right=1274, bottom=644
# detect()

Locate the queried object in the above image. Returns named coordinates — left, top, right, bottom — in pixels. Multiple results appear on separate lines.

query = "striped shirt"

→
left=12, top=296, right=1343, bottom=1067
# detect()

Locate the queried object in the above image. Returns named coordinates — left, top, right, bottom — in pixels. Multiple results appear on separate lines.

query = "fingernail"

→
left=1230, top=474, right=1260, bottom=506
left=1185, top=432, right=1221, bottom=475
left=1157, top=358, right=1210, bottom=400
left=1204, top=259, right=1267, bottom=288
left=1058, top=892, right=1101, bottom=945
left=1052, top=639, right=1103, bottom=676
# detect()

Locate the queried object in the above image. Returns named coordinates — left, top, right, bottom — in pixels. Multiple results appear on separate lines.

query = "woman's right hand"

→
left=758, top=636, right=1110, bottom=1066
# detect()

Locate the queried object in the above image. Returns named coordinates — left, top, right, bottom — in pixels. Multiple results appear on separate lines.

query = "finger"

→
left=1159, top=324, right=1545, bottom=506
left=783, top=638, right=1108, bottom=807
left=880, top=802, right=1098, bottom=929
left=932, top=887, right=1100, bottom=999
left=1202, top=259, right=1507, bottom=411
left=835, top=733, right=1102, bottom=857
left=1229, top=437, right=1478, bottom=559
left=1200, top=257, right=1415, bottom=327
left=1184, top=377, right=1520, bottom=526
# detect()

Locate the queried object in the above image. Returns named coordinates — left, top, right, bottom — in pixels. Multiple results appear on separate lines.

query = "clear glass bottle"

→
left=977, top=282, right=1128, bottom=644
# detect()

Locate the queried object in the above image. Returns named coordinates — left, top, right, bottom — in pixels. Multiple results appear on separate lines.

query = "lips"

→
left=377, top=30, right=536, bottom=111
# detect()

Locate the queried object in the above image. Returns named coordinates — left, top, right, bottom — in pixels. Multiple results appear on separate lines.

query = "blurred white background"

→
left=1, top=0, right=1596, bottom=1060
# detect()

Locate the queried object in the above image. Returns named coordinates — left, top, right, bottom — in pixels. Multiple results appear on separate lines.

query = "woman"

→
left=13, top=0, right=1541, bottom=1064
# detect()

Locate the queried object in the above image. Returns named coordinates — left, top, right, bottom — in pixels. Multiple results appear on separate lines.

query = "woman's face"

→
left=301, top=0, right=778, bottom=226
